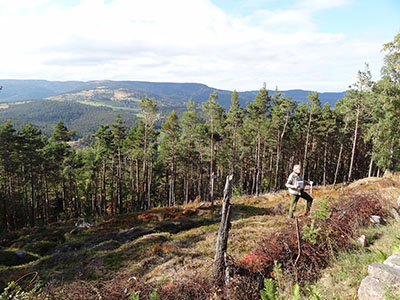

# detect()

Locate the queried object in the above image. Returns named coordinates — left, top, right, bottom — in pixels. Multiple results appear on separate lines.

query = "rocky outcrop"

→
left=358, top=248, right=400, bottom=300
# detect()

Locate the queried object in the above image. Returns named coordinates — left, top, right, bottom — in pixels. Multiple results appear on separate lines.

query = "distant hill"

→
left=0, top=79, right=345, bottom=138
left=0, top=79, right=345, bottom=108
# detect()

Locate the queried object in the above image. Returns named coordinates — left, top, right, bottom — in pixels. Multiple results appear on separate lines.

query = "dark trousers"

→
left=289, top=190, right=313, bottom=218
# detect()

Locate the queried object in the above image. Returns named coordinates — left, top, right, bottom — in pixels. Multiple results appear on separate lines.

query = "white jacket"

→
left=285, top=172, right=306, bottom=196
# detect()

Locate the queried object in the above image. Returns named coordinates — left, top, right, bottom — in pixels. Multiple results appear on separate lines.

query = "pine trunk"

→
left=303, top=110, right=312, bottom=177
left=348, top=100, right=360, bottom=182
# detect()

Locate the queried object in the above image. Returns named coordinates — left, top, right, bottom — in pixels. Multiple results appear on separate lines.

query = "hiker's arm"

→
left=285, top=174, right=296, bottom=189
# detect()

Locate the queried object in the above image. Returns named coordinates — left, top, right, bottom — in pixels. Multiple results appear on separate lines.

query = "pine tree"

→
left=202, top=92, right=224, bottom=206
left=139, top=97, right=159, bottom=209
left=180, top=98, right=202, bottom=204
left=302, top=92, right=322, bottom=178
left=160, top=111, right=180, bottom=207
left=19, top=123, right=47, bottom=226
left=111, top=115, right=127, bottom=214
left=317, top=103, right=336, bottom=185
left=226, top=90, right=244, bottom=184
left=0, top=122, right=17, bottom=230
left=271, top=93, right=295, bottom=191
left=124, top=122, right=145, bottom=211
left=246, top=83, right=271, bottom=195
left=346, top=64, right=373, bottom=182
left=366, top=33, right=400, bottom=172
left=92, top=125, right=114, bottom=215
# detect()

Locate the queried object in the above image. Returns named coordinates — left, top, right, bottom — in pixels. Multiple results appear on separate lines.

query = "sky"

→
left=0, top=0, right=399, bottom=92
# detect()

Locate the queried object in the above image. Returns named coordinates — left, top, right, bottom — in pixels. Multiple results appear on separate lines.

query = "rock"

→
left=75, top=218, right=93, bottom=228
left=398, top=195, right=400, bottom=207
left=368, top=263, right=400, bottom=284
left=391, top=207, right=400, bottom=220
left=360, top=249, right=400, bottom=299
left=358, top=276, right=385, bottom=300
left=81, top=243, right=96, bottom=250
left=358, top=235, right=367, bottom=247
left=15, top=250, right=26, bottom=258
left=370, top=215, right=386, bottom=225
left=384, top=254, right=400, bottom=270
left=54, top=245, right=73, bottom=254
left=69, top=227, right=82, bottom=235
left=383, top=169, right=394, bottom=178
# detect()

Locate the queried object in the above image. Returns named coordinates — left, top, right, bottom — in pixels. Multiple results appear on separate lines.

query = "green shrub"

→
left=302, top=220, right=321, bottom=245
left=291, top=283, right=300, bottom=300
left=314, top=200, right=330, bottom=220
left=0, top=281, right=43, bottom=300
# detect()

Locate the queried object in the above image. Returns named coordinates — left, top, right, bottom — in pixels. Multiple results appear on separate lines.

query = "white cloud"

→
left=0, top=0, right=387, bottom=92
left=296, top=0, right=352, bottom=10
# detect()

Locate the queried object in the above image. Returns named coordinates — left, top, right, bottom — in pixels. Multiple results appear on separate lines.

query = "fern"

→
left=0, top=281, right=42, bottom=300
left=292, top=283, right=300, bottom=300
left=149, top=288, right=160, bottom=300
left=306, top=285, right=322, bottom=300
left=129, top=290, right=140, bottom=300
left=260, top=278, right=279, bottom=300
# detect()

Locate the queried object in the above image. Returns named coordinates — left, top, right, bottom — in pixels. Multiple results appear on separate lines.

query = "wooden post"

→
left=212, top=175, right=233, bottom=285
left=294, top=216, right=302, bottom=266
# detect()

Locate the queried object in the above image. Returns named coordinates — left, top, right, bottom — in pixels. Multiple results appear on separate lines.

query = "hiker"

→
left=285, top=164, right=313, bottom=218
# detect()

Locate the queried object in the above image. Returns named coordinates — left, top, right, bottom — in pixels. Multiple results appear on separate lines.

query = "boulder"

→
left=358, top=276, right=385, bottom=300
left=391, top=207, right=400, bottom=220
left=15, top=250, right=26, bottom=258
left=358, top=235, right=367, bottom=247
left=384, top=254, right=400, bottom=270
left=75, top=218, right=94, bottom=228
left=370, top=215, right=386, bottom=225
left=368, top=263, right=400, bottom=284
left=359, top=252, right=400, bottom=300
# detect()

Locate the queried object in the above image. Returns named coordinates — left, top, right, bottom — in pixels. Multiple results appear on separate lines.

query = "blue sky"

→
left=0, top=0, right=399, bottom=92
left=213, top=0, right=399, bottom=38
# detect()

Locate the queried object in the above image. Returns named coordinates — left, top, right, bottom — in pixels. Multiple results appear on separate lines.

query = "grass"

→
left=76, top=99, right=140, bottom=112
left=307, top=219, right=400, bottom=299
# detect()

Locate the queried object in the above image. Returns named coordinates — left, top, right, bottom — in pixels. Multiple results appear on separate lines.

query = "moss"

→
left=23, top=240, right=59, bottom=256
left=0, top=249, right=39, bottom=267
left=103, top=253, right=123, bottom=271
left=92, top=240, right=121, bottom=252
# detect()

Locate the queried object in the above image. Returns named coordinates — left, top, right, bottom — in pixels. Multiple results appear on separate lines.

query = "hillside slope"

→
left=0, top=79, right=345, bottom=108
left=0, top=100, right=138, bottom=138
left=1, top=175, right=398, bottom=299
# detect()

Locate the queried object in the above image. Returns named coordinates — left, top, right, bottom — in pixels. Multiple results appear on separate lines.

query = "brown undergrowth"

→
left=2, top=176, right=400, bottom=299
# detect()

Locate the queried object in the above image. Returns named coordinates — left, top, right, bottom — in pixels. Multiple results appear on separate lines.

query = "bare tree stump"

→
left=212, top=174, right=233, bottom=285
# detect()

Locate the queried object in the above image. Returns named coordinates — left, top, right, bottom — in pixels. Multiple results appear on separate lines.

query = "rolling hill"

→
left=0, top=79, right=346, bottom=138
left=0, top=79, right=345, bottom=107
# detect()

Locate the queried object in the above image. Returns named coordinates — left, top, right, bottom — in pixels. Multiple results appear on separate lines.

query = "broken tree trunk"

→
left=212, top=174, right=233, bottom=285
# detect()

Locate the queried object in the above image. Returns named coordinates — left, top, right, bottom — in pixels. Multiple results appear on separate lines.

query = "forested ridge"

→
left=0, top=33, right=399, bottom=231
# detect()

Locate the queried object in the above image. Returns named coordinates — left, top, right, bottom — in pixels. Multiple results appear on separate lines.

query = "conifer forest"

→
left=0, top=32, right=399, bottom=232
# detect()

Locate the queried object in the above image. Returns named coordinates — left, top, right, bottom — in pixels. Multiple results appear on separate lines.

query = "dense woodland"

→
left=0, top=100, right=140, bottom=139
left=0, top=33, right=399, bottom=231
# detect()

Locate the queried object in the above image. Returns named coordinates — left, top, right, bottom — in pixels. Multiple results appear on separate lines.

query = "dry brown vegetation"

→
left=1, top=175, right=400, bottom=299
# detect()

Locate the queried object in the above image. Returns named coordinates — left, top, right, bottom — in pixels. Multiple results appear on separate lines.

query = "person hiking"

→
left=285, top=164, right=313, bottom=218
